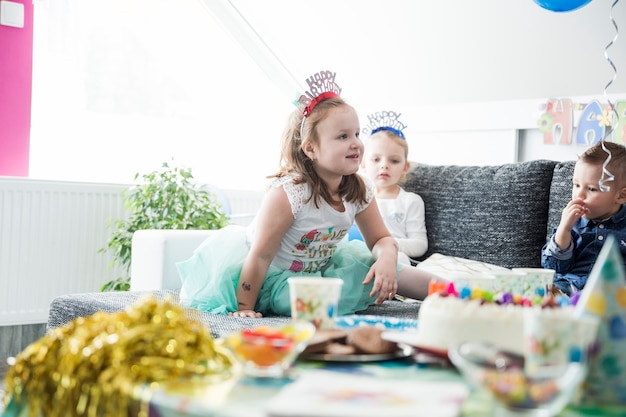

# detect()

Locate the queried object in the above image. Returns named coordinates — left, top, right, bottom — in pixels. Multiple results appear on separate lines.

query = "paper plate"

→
left=381, top=331, right=448, bottom=360
left=298, top=316, right=418, bottom=362
left=335, top=315, right=418, bottom=331
left=299, top=343, right=413, bottom=362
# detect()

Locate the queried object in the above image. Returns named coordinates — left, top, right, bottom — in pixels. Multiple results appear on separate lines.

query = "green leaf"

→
left=99, top=159, right=229, bottom=291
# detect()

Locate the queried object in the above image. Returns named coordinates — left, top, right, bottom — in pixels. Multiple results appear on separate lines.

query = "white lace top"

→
left=250, top=175, right=373, bottom=273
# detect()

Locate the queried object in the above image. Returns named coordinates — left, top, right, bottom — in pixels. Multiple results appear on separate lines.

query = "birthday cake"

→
left=415, top=284, right=574, bottom=355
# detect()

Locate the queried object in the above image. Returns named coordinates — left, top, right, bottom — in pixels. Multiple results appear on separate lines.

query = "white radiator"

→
left=223, top=188, right=263, bottom=226
left=0, top=178, right=128, bottom=326
left=0, top=178, right=263, bottom=326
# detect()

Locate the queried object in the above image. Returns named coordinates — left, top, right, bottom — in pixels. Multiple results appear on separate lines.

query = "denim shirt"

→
left=541, top=204, right=626, bottom=295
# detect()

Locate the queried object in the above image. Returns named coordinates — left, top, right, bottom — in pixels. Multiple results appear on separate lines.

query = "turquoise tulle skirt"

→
left=177, top=225, right=379, bottom=316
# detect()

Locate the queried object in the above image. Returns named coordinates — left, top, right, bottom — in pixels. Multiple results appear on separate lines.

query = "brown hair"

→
left=269, top=97, right=367, bottom=208
left=579, top=141, right=626, bottom=186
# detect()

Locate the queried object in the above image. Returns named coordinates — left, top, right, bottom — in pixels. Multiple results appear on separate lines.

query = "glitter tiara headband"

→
left=297, top=70, right=342, bottom=135
left=362, top=110, right=407, bottom=140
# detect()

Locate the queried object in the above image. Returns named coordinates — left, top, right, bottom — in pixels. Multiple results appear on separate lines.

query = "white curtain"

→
left=29, top=0, right=292, bottom=191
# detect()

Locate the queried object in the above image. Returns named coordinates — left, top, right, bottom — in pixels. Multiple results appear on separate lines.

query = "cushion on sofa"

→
left=47, top=290, right=422, bottom=338
left=47, top=290, right=293, bottom=337
left=131, top=230, right=218, bottom=291
left=405, top=160, right=559, bottom=269
left=546, top=161, right=575, bottom=238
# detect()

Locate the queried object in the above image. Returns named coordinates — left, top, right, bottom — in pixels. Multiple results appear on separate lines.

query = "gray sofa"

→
left=47, top=159, right=575, bottom=338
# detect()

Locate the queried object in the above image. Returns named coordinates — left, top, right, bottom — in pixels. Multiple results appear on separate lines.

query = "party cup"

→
left=482, top=269, right=526, bottom=295
left=288, top=277, right=343, bottom=330
left=523, top=308, right=599, bottom=378
left=512, top=268, right=555, bottom=297
left=452, top=275, right=498, bottom=293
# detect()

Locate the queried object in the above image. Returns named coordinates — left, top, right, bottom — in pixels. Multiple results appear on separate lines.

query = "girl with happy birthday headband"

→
left=361, top=111, right=428, bottom=266
left=177, top=71, right=439, bottom=318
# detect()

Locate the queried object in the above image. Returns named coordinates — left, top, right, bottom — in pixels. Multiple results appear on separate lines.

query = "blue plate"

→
left=335, top=315, right=418, bottom=331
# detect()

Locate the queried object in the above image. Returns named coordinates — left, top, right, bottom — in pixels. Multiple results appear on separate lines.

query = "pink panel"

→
left=0, top=0, right=33, bottom=177
left=542, top=98, right=573, bottom=145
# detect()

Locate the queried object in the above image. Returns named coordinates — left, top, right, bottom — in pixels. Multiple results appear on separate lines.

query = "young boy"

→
left=542, top=141, right=626, bottom=295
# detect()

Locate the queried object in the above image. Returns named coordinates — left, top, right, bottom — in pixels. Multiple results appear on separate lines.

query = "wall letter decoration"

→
left=612, top=101, right=626, bottom=145
left=540, top=98, right=573, bottom=145
left=577, top=100, right=606, bottom=145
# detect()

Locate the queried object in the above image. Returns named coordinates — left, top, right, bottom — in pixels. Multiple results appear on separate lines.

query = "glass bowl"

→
left=220, top=321, right=316, bottom=378
left=449, top=312, right=600, bottom=416
left=450, top=342, right=591, bottom=417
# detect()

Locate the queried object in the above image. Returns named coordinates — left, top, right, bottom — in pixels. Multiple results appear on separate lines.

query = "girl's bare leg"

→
left=397, top=267, right=442, bottom=301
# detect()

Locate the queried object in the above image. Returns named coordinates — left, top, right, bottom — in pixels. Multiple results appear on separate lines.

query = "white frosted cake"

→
left=416, top=293, right=574, bottom=355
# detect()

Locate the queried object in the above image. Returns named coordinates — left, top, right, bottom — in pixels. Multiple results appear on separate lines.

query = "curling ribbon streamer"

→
left=599, top=0, right=621, bottom=192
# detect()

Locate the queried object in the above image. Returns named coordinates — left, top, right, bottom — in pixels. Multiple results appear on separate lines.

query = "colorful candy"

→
left=483, top=368, right=559, bottom=408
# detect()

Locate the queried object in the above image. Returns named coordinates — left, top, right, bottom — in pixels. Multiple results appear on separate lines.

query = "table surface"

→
left=141, top=355, right=623, bottom=417
left=2, top=355, right=622, bottom=417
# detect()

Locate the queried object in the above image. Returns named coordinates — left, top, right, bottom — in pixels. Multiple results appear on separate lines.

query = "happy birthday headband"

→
left=297, top=70, right=342, bottom=135
left=362, top=110, right=407, bottom=140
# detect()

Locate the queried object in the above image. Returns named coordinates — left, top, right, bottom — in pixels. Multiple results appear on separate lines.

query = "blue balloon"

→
left=533, top=0, right=592, bottom=12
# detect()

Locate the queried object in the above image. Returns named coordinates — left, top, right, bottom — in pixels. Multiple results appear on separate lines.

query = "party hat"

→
left=573, top=235, right=626, bottom=406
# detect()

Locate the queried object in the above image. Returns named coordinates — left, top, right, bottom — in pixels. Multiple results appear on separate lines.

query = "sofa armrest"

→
left=47, top=289, right=293, bottom=338
left=130, top=229, right=217, bottom=291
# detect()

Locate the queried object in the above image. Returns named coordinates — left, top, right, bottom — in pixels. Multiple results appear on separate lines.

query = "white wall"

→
left=28, top=0, right=625, bottom=190
left=229, top=0, right=625, bottom=108
left=401, top=93, right=625, bottom=166
left=519, top=131, right=590, bottom=164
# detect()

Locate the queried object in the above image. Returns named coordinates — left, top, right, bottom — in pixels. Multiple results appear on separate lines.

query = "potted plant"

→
left=100, top=161, right=229, bottom=291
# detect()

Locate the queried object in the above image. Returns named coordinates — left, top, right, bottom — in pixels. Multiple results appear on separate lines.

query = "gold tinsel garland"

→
left=1, top=295, right=235, bottom=417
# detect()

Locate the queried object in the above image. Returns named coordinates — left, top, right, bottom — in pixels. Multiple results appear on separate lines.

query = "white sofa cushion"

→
left=130, top=229, right=217, bottom=291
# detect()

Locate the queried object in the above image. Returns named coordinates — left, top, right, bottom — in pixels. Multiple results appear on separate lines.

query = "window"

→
left=30, top=0, right=291, bottom=191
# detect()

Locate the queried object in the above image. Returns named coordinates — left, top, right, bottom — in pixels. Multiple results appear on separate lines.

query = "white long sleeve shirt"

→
left=376, top=188, right=428, bottom=258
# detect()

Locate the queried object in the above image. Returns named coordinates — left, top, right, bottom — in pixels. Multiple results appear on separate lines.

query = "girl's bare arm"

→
left=231, top=185, right=294, bottom=317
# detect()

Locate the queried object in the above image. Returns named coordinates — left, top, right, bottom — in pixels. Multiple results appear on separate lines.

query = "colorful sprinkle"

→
left=501, top=292, right=514, bottom=305
left=426, top=279, right=567, bottom=308
left=460, top=286, right=472, bottom=299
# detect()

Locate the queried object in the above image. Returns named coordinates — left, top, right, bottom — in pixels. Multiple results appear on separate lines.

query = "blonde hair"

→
left=367, top=129, right=410, bottom=184
left=269, top=97, right=367, bottom=208
left=369, top=129, right=409, bottom=158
